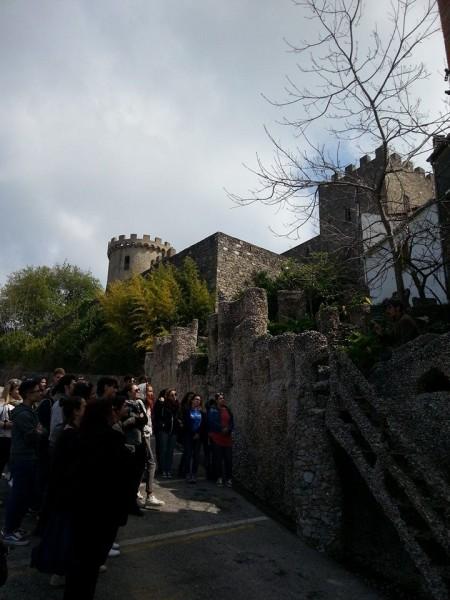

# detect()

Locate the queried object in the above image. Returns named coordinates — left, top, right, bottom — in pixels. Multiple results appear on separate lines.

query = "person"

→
left=31, top=395, right=87, bottom=587
left=62, top=398, right=130, bottom=600
left=183, top=394, right=206, bottom=483
left=2, top=378, right=46, bottom=546
left=36, top=368, right=65, bottom=439
left=96, top=376, right=119, bottom=401
left=73, top=381, right=96, bottom=404
left=141, top=383, right=164, bottom=507
left=384, top=299, right=419, bottom=345
left=49, top=375, right=76, bottom=448
left=374, top=299, right=419, bottom=349
left=178, top=392, right=194, bottom=477
left=1, top=379, right=22, bottom=407
left=153, top=388, right=181, bottom=478
left=207, top=392, right=233, bottom=487
left=0, top=382, right=17, bottom=478
left=39, top=377, right=48, bottom=394
left=121, top=383, right=147, bottom=516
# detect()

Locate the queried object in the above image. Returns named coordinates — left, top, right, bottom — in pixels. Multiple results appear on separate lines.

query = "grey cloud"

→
left=0, top=0, right=445, bottom=287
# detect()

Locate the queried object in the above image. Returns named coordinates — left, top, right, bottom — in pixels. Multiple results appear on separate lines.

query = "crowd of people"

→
left=0, top=368, right=234, bottom=599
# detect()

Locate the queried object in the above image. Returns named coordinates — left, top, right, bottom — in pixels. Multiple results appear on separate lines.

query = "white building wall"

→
left=364, top=203, right=447, bottom=304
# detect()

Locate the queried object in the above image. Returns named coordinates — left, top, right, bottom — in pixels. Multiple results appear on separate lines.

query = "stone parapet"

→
left=107, top=234, right=174, bottom=259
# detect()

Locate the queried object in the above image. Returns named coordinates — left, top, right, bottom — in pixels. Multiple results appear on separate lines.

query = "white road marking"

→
left=119, top=516, right=269, bottom=547
left=8, top=516, right=269, bottom=569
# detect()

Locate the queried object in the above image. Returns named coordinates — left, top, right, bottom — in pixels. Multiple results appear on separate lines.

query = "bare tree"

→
left=229, top=0, right=450, bottom=302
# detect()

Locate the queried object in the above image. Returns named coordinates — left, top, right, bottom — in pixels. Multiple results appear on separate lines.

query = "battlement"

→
left=107, top=234, right=175, bottom=258
left=330, top=145, right=433, bottom=182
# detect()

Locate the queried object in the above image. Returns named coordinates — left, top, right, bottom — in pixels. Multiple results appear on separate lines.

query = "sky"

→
left=0, top=0, right=447, bottom=288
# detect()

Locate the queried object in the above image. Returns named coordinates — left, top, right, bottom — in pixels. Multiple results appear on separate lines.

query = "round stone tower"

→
left=107, top=234, right=176, bottom=285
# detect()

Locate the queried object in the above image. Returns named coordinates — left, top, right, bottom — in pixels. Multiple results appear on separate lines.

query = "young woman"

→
left=0, top=380, right=19, bottom=477
left=207, top=393, right=234, bottom=487
left=32, top=395, right=87, bottom=585
left=183, top=394, right=206, bottom=483
left=141, top=384, right=164, bottom=507
left=153, top=388, right=180, bottom=478
left=1, top=379, right=22, bottom=407
left=63, top=398, right=130, bottom=600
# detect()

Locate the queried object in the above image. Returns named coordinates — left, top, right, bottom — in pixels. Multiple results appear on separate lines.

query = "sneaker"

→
left=136, top=490, right=144, bottom=500
left=99, top=565, right=107, bottom=573
left=216, top=478, right=223, bottom=487
left=15, top=528, right=29, bottom=539
left=146, top=494, right=165, bottom=507
left=108, top=548, right=120, bottom=558
left=112, top=542, right=120, bottom=550
left=2, top=532, right=29, bottom=546
left=50, top=574, right=66, bottom=587
left=226, top=479, right=232, bottom=488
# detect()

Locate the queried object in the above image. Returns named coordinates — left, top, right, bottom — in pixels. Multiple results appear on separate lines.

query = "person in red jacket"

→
left=207, top=393, right=233, bottom=487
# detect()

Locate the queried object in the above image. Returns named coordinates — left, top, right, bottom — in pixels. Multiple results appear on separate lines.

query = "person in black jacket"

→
left=153, top=388, right=181, bottom=478
left=3, top=378, right=45, bottom=546
left=63, top=398, right=131, bottom=600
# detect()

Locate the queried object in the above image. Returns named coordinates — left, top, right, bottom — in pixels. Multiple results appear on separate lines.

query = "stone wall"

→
left=215, top=233, right=286, bottom=301
left=146, top=288, right=343, bottom=554
left=145, top=288, right=450, bottom=596
left=147, top=231, right=287, bottom=304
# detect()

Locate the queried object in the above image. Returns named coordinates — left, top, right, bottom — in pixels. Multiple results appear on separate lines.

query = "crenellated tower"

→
left=106, top=234, right=176, bottom=285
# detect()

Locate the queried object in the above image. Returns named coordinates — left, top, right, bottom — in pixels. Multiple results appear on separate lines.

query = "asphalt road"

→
left=0, top=471, right=386, bottom=600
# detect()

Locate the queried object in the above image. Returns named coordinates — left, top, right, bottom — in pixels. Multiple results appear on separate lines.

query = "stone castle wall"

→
left=146, top=288, right=343, bottom=553
left=284, top=148, right=434, bottom=275
left=164, top=232, right=287, bottom=302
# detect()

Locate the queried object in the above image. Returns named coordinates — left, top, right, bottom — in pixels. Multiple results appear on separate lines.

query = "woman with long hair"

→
left=62, top=398, right=130, bottom=600
left=1, top=379, right=22, bottom=407
left=153, top=388, right=180, bottom=478
left=141, top=384, right=164, bottom=507
left=0, top=379, right=20, bottom=477
left=183, top=394, right=206, bottom=483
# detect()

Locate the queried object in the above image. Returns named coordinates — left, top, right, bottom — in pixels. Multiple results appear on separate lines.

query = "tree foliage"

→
left=0, top=258, right=214, bottom=373
left=253, top=252, right=350, bottom=319
left=0, top=263, right=102, bottom=335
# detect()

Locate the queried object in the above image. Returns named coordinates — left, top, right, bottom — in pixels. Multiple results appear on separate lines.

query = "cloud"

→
left=0, top=0, right=446, bottom=287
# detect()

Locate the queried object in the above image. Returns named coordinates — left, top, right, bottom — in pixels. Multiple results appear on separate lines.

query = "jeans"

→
left=4, top=459, right=39, bottom=534
left=156, top=432, right=177, bottom=474
left=185, top=434, right=201, bottom=476
left=143, top=437, right=156, bottom=495
left=212, top=443, right=232, bottom=481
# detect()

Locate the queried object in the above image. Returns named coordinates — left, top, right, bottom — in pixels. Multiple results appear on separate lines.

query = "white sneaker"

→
left=216, top=478, right=223, bottom=487
left=112, top=542, right=120, bottom=550
left=136, top=490, right=144, bottom=500
left=146, top=494, right=165, bottom=507
left=108, top=548, right=120, bottom=558
left=50, top=574, right=66, bottom=587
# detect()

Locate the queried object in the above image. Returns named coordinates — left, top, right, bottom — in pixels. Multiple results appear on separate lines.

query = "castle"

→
left=107, top=146, right=446, bottom=304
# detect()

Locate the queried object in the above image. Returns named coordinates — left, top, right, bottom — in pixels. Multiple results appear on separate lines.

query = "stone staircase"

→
left=325, top=351, right=450, bottom=600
